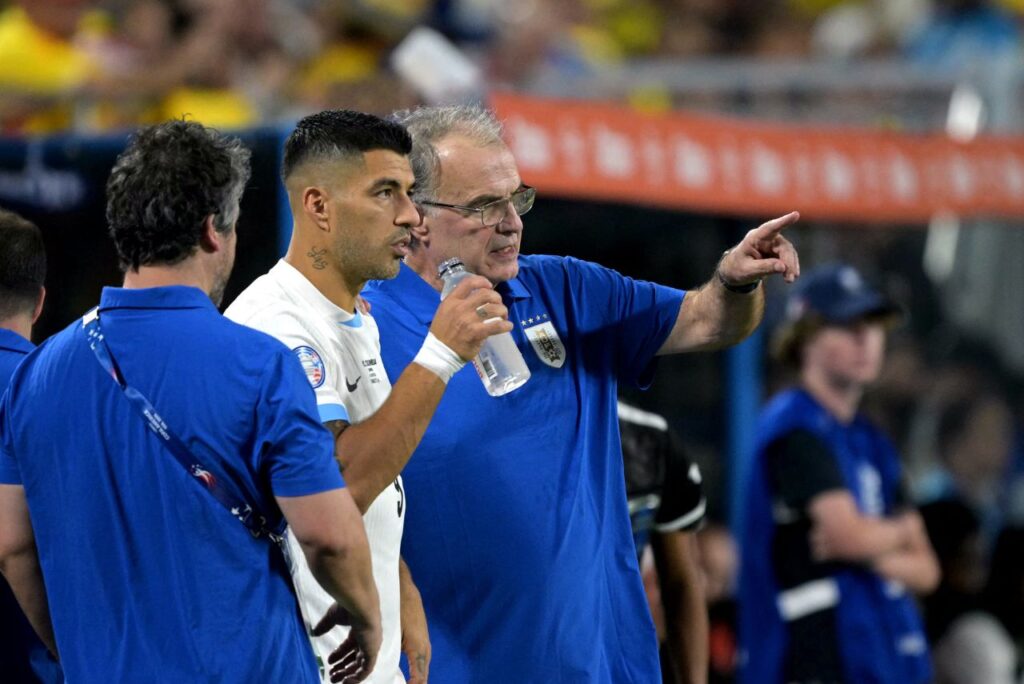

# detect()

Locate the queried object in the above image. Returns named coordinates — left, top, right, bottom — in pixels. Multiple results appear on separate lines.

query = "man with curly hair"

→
left=0, top=120, right=381, bottom=683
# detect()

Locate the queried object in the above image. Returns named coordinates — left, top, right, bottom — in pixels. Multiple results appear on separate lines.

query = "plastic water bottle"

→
left=438, top=258, right=531, bottom=397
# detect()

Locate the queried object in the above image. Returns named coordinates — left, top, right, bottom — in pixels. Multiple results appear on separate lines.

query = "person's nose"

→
left=397, top=193, right=423, bottom=228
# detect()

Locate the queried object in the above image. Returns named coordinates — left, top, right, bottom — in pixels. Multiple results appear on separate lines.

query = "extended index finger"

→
left=750, top=211, right=800, bottom=240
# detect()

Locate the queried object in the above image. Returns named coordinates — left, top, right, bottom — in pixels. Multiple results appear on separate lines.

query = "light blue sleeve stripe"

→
left=318, top=403, right=349, bottom=424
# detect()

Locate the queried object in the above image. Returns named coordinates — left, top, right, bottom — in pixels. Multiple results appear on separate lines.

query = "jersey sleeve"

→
left=765, top=429, right=846, bottom=509
left=563, top=258, right=685, bottom=388
left=0, top=388, right=21, bottom=485
left=256, top=346, right=345, bottom=498
left=654, top=430, right=706, bottom=532
left=241, top=309, right=349, bottom=425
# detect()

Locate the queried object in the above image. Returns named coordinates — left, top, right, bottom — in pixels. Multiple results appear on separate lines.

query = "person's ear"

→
left=32, top=286, right=45, bottom=325
left=410, top=212, right=430, bottom=244
left=198, top=215, right=227, bottom=254
left=302, top=186, right=331, bottom=233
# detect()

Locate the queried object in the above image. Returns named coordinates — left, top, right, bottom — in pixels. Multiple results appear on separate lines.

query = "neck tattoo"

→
left=307, top=247, right=328, bottom=270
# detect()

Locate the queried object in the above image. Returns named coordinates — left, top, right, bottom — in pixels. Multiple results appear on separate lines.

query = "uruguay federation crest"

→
left=293, top=345, right=326, bottom=388
left=522, top=314, right=566, bottom=368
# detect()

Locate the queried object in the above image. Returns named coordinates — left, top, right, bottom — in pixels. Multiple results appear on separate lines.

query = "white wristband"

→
left=413, top=332, right=466, bottom=384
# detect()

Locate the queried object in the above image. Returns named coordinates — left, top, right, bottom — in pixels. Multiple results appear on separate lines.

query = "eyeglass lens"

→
left=481, top=187, right=536, bottom=226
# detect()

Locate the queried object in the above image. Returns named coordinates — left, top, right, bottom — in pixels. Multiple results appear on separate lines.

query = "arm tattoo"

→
left=307, top=247, right=328, bottom=270
left=414, top=654, right=427, bottom=675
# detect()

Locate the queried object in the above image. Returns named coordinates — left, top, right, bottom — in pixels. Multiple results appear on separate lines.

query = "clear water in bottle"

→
left=438, top=258, right=531, bottom=397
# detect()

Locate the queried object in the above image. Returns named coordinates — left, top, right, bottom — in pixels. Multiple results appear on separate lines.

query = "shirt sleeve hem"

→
left=318, top=403, right=349, bottom=424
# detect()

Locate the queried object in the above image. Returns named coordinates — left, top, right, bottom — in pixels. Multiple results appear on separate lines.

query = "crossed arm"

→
left=809, top=491, right=940, bottom=594
left=658, top=211, right=801, bottom=355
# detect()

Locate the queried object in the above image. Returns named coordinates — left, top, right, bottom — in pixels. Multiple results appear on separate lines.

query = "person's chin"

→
left=383, top=258, right=402, bottom=279
left=486, top=259, right=518, bottom=284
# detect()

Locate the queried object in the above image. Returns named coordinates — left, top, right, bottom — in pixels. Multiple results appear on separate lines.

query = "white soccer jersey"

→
left=226, top=260, right=404, bottom=684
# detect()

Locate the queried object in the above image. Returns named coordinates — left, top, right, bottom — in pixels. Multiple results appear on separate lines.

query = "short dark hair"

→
left=0, top=208, right=46, bottom=319
left=106, top=120, right=251, bottom=271
left=282, top=109, right=412, bottom=181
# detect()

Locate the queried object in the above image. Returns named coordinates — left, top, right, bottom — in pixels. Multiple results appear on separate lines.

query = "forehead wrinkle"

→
left=434, top=137, right=519, bottom=204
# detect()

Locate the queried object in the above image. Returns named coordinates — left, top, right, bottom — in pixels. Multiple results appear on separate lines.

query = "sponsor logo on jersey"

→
left=345, top=375, right=361, bottom=393
left=522, top=313, right=565, bottom=368
left=293, top=345, right=326, bottom=388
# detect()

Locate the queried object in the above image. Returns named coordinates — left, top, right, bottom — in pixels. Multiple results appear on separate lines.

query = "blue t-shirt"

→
left=0, top=328, right=63, bottom=684
left=0, top=287, right=344, bottom=683
left=363, top=255, right=685, bottom=683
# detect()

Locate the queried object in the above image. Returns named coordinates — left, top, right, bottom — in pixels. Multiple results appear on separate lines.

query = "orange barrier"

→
left=491, top=92, right=1024, bottom=224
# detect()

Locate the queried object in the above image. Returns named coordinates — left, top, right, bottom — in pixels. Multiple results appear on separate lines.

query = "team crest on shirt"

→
left=522, top=313, right=565, bottom=368
left=293, top=346, right=326, bottom=388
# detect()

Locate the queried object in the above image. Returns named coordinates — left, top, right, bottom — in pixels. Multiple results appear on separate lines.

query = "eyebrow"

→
left=369, top=177, right=414, bottom=193
left=464, top=185, right=525, bottom=207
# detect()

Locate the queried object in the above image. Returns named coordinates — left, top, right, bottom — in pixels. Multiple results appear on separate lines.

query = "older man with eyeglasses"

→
left=362, top=104, right=802, bottom=684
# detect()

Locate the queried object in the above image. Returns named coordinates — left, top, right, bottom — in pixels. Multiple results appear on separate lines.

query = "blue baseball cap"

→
left=784, top=263, right=900, bottom=325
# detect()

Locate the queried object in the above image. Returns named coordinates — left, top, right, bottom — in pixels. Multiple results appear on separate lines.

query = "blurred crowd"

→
left=1, top=0, right=1023, bottom=134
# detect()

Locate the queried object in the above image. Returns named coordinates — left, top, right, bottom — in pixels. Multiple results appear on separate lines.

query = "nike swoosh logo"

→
left=345, top=376, right=361, bottom=393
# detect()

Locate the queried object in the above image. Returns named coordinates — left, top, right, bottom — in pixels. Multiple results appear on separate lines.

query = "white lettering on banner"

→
left=949, top=153, right=976, bottom=200
left=1005, top=155, right=1024, bottom=198
left=641, top=132, right=667, bottom=184
left=822, top=149, right=856, bottom=200
left=673, top=136, right=713, bottom=188
left=860, top=154, right=881, bottom=202
left=559, top=124, right=588, bottom=178
left=0, top=142, right=86, bottom=212
left=793, top=149, right=815, bottom=200
left=750, top=143, right=786, bottom=196
left=506, top=115, right=554, bottom=171
left=593, top=124, right=636, bottom=178
left=719, top=141, right=743, bottom=192
left=887, top=151, right=920, bottom=202
left=489, top=93, right=1024, bottom=221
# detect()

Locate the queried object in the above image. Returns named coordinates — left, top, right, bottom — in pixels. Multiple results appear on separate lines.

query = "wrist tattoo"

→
left=415, top=653, right=427, bottom=674
left=308, top=247, right=328, bottom=270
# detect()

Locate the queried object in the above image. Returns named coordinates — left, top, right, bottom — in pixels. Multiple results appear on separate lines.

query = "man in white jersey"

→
left=226, top=110, right=509, bottom=684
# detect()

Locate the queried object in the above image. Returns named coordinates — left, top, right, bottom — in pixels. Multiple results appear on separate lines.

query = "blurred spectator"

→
left=620, top=399, right=709, bottom=684
left=904, top=0, right=1021, bottom=68
left=915, top=391, right=1016, bottom=542
left=920, top=499, right=987, bottom=644
left=738, top=263, right=938, bottom=684
left=0, top=0, right=107, bottom=132
left=927, top=523, right=1024, bottom=684
left=697, top=523, right=739, bottom=684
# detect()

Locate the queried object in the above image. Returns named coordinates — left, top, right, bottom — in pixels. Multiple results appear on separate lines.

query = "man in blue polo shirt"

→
left=362, top=104, right=802, bottom=682
left=0, top=208, right=61, bottom=683
left=0, top=121, right=381, bottom=683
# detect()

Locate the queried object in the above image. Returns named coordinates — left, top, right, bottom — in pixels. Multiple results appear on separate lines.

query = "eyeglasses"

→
left=419, top=186, right=536, bottom=228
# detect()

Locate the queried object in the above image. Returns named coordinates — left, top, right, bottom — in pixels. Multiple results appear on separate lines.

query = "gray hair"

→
left=390, top=105, right=505, bottom=202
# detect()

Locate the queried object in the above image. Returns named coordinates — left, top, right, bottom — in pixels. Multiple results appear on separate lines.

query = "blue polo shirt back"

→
left=0, top=286, right=344, bottom=684
left=0, top=328, right=63, bottom=684
left=363, top=255, right=685, bottom=683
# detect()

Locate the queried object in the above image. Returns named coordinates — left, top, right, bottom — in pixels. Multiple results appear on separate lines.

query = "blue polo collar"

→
left=389, top=262, right=532, bottom=325
left=98, top=285, right=219, bottom=313
left=0, top=327, right=34, bottom=355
